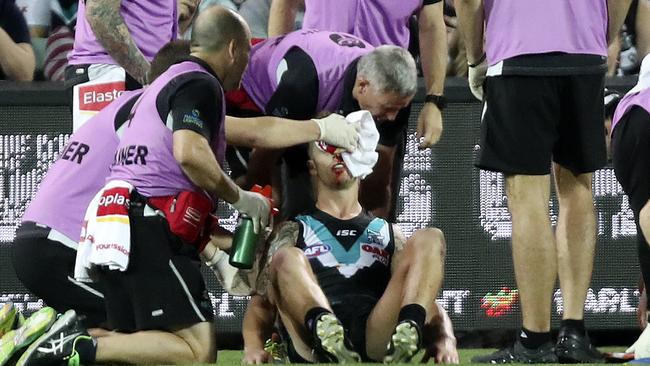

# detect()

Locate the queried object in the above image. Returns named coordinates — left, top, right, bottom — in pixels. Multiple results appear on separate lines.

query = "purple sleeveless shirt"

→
left=301, top=0, right=423, bottom=49
left=108, top=60, right=226, bottom=198
left=68, top=0, right=178, bottom=65
left=22, top=90, right=142, bottom=241
left=612, top=88, right=650, bottom=133
left=241, top=30, right=373, bottom=113
left=484, top=0, right=608, bottom=66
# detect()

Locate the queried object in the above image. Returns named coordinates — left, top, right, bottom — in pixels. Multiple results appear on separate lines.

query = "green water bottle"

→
left=229, top=214, right=259, bottom=269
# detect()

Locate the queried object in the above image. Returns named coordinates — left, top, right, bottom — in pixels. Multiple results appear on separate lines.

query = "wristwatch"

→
left=424, top=94, right=447, bottom=110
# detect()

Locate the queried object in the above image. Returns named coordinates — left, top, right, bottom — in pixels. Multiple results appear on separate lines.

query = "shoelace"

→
left=263, top=338, right=287, bottom=363
left=46, top=333, right=69, bottom=355
left=63, top=335, right=91, bottom=366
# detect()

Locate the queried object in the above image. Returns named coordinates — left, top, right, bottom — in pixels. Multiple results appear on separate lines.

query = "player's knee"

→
left=408, top=227, right=446, bottom=258
left=270, top=246, right=308, bottom=276
left=506, top=175, right=550, bottom=209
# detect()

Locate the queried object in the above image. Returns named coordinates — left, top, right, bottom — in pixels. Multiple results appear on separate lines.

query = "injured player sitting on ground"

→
left=205, top=111, right=459, bottom=364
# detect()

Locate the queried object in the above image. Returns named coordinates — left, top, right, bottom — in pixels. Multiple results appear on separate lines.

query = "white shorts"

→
left=68, top=64, right=128, bottom=131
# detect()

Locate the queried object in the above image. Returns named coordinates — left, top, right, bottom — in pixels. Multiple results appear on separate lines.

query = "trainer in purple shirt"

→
left=12, top=41, right=192, bottom=330
left=268, top=0, right=447, bottom=150
left=242, top=30, right=373, bottom=117
left=455, top=0, right=631, bottom=363
left=68, top=0, right=180, bottom=84
left=65, top=0, right=200, bottom=131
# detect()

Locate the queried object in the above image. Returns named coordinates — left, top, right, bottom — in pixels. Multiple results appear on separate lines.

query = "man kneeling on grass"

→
left=240, top=130, right=459, bottom=364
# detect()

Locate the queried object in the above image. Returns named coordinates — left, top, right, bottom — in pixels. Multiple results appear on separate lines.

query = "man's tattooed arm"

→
left=85, top=0, right=151, bottom=84
left=254, top=221, right=300, bottom=294
left=269, top=221, right=300, bottom=250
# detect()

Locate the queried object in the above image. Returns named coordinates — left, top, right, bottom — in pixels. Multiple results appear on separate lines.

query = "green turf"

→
left=215, top=347, right=629, bottom=365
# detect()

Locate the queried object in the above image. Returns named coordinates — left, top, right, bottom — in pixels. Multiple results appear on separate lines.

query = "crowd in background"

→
left=1, top=0, right=305, bottom=81
left=4, top=0, right=647, bottom=82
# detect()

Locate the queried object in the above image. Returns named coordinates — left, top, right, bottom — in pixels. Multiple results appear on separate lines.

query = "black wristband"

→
left=424, top=94, right=447, bottom=110
left=468, top=53, right=486, bottom=68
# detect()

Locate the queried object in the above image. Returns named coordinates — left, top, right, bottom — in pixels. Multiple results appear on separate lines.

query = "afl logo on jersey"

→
left=304, top=244, right=331, bottom=258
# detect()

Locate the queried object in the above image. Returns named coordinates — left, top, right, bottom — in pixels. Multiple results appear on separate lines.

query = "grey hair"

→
left=357, top=45, right=417, bottom=97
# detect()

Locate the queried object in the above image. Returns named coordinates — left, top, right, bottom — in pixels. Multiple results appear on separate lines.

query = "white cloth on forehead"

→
left=341, top=110, right=379, bottom=179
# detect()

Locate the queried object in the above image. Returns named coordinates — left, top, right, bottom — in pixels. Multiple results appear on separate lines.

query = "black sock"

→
left=74, top=336, right=97, bottom=363
left=519, top=328, right=551, bottom=349
left=398, top=304, right=426, bottom=331
left=561, top=319, right=586, bottom=335
left=304, top=307, right=331, bottom=334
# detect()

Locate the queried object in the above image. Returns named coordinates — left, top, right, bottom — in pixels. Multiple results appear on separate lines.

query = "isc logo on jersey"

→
left=336, top=229, right=357, bottom=236
left=304, top=244, right=331, bottom=258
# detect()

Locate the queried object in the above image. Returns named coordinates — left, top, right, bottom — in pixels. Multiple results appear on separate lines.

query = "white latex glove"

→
left=468, top=58, right=488, bottom=101
left=627, top=324, right=650, bottom=359
left=312, top=114, right=359, bottom=152
left=204, top=249, right=255, bottom=296
left=231, top=187, right=271, bottom=234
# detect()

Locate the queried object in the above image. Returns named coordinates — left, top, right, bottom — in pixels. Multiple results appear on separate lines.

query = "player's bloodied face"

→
left=309, top=141, right=357, bottom=189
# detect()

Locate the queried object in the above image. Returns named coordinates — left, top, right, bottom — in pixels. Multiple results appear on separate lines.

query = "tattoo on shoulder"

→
left=254, top=221, right=300, bottom=296
left=270, top=221, right=300, bottom=247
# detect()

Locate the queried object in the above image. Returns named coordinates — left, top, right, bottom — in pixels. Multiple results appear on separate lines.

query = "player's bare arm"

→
left=268, top=221, right=301, bottom=253
left=242, top=295, right=277, bottom=365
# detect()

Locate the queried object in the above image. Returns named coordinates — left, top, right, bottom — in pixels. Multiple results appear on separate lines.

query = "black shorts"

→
left=477, top=74, right=607, bottom=175
left=12, top=222, right=106, bottom=327
left=612, top=106, right=650, bottom=219
left=96, top=203, right=214, bottom=332
left=281, top=295, right=377, bottom=363
left=64, top=64, right=142, bottom=90
left=330, top=295, right=377, bottom=361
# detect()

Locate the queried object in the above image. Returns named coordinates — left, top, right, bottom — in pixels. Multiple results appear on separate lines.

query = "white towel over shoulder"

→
left=341, top=110, right=380, bottom=179
left=74, top=180, right=133, bottom=282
